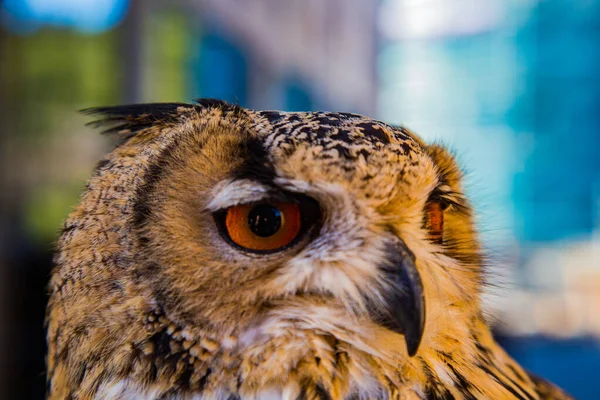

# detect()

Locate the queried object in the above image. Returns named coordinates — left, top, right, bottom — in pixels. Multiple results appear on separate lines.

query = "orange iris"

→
left=424, top=201, right=444, bottom=243
left=225, top=202, right=302, bottom=251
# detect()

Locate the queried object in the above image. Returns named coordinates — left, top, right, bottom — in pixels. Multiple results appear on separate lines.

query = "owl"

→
left=46, top=99, right=572, bottom=399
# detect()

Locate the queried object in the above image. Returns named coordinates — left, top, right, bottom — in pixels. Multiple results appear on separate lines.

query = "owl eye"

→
left=424, top=201, right=444, bottom=243
left=220, top=201, right=305, bottom=252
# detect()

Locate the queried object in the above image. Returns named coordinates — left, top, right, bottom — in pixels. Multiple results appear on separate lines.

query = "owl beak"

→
left=376, top=241, right=425, bottom=357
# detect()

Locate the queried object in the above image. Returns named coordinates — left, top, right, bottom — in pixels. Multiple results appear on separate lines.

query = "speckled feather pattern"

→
left=47, top=100, right=572, bottom=400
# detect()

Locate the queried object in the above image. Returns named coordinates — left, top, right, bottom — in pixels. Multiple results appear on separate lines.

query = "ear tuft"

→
left=81, top=102, right=195, bottom=139
left=425, top=144, right=464, bottom=190
left=81, top=99, right=244, bottom=141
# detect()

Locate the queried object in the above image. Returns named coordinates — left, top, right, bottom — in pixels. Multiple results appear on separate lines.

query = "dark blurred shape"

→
left=196, top=34, right=248, bottom=106
left=1, top=211, right=51, bottom=399
left=284, top=80, right=314, bottom=112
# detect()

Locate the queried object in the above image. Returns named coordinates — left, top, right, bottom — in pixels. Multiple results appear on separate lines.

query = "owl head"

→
left=47, top=99, right=486, bottom=398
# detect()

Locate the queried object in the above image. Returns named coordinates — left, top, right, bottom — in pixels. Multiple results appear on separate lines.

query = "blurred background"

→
left=0, top=0, right=598, bottom=398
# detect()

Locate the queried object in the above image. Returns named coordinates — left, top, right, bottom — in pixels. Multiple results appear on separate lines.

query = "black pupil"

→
left=248, top=204, right=282, bottom=237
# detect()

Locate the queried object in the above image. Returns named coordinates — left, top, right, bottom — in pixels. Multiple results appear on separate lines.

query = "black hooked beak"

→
left=371, top=240, right=425, bottom=357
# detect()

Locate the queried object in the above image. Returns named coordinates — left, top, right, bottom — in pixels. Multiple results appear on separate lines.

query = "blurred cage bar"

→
left=0, top=0, right=599, bottom=399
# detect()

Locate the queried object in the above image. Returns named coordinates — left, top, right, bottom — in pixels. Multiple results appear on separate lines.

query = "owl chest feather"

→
left=90, top=309, right=545, bottom=400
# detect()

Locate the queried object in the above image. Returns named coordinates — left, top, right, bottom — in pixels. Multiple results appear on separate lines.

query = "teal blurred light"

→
left=1, top=0, right=129, bottom=33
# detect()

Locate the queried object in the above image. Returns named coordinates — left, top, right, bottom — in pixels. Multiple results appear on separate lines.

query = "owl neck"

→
left=108, top=304, right=541, bottom=400
left=232, top=307, right=540, bottom=399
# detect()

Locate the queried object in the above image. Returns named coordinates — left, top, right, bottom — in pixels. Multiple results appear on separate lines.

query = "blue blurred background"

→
left=0, top=0, right=598, bottom=398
